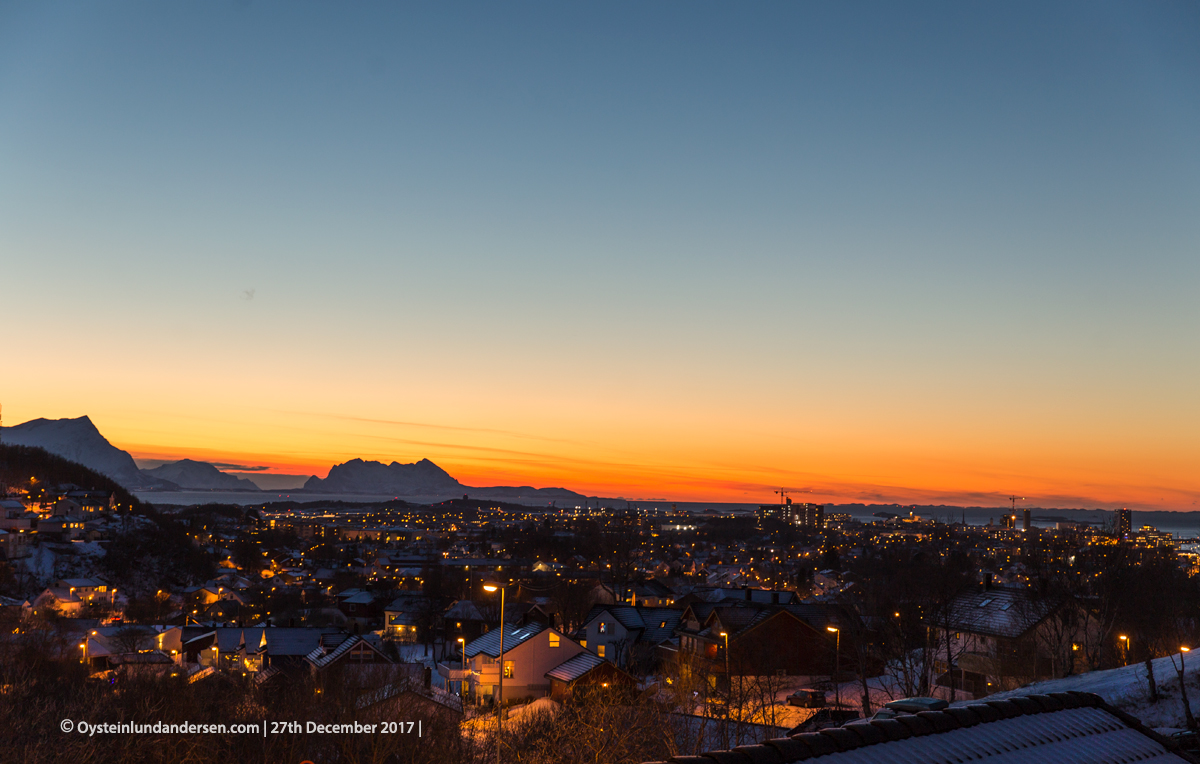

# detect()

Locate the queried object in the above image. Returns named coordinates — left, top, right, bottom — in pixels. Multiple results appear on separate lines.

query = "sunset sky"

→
left=2, top=2, right=1198, bottom=508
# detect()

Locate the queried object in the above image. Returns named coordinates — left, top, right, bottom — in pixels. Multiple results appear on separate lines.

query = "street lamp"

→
left=827, top=626, right=841, bottom=709
left=458, top=637, right=467, bottom=698
left=483, top=581, right=505, bottom=764
left=1119, top=635, right=1129, bottom=666
left=719, top=631, right=730, bottom=704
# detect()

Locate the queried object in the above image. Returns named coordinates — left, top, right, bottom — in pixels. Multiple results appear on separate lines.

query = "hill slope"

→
left=1, top=416, right=170, bottom=490
left=0, top=444, right=143, bottom=510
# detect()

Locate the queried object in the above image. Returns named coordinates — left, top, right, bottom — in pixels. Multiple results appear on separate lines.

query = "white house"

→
left=462, top=623, right=585, bottom=703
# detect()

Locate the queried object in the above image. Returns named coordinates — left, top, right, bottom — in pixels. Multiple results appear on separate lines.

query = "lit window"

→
left=598, top=622, right=608, bottom=634
left=549, top=633, right=560, bottom=648
left=597, top=645, right=605, bottom=658
left=503, top=661, right=514, bottom=678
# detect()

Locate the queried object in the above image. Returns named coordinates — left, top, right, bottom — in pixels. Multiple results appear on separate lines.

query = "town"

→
left=4, top=443, right=1199, bottom=763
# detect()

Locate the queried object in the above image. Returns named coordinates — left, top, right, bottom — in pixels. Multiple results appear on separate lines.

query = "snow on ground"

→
left=394, top=643, right=435, bottom=663
left=954, top=652, right=1200, bottom=730
left=15, top=545, right=58, bottom=586
left=505, top=697, right=560, bottom=723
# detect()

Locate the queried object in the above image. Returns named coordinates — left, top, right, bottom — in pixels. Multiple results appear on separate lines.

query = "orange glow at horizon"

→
left=4, top=352, right=1198, bottom=510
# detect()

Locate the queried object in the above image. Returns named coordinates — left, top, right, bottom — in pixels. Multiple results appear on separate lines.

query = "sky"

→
left=1, top=2, right=1198, bottom=508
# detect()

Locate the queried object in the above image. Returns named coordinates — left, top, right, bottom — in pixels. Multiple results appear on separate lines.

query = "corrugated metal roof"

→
left=649, top=693, right=1190, bottom=764
left=546, top=651, right=607, bottom=682
left=819, top=707, right=1182, bottom=764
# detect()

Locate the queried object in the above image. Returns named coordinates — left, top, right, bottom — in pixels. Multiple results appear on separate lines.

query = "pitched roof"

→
left=463, top=623, right=545, bottom=659
left=305, top=634, right=391, bottom=669
left=582, top=606, right=681, bottom=645
left=184, top=627, right=345, bottom=656
left=546, top=651, right=607, bottom=683
left=647, top=692, right=1191, bottom=764
left=933, top=588, right=1059, bottom=639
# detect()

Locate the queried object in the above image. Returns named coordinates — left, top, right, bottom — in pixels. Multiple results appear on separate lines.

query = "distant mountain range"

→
left=304, top=457, right=585, bottom=500
left=2, top=415, right=587, bottom=502
left=141, top=458, right=261, bottom=491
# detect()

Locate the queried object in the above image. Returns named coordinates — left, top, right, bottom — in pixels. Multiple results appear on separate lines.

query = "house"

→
left=444, top=599, right=550, bottom=643
left=181, top=626, right=348, bottom=674
left=306, top=634, right=394, bottom=672
left=645, top=691, right=1192, bottom=764
left=0, top=528, right=31, bottom=560
left=382, top=592, right=448, bottom=643
left=578, top=605, right=681, bottom=669
left=620, top=579, right=677, bottom=607
left=925, top=583, right=1072, bottom=697
left=673, top=602, right=839, bottom=678
left=37, top=517, right=85, bottom=541
left=83, top=625, right=184, bottom=670
left=674, top=586, right=799, bottom=609
left=545, top=651, right=639, bottom=701
left=462, top=622, right=585, bottom=703
left=29, top=586, right=85, bottom=616
left=339, top=590, right=384, bottom=629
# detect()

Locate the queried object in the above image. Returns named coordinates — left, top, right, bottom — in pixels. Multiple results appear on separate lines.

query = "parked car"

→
left=789, top=708, right=861, bottom=733
left=870, top=697, right=949, bottom=720
left=1170, top=730, right=1200, bottom=755
left=786, top=689, right=827, bottom=708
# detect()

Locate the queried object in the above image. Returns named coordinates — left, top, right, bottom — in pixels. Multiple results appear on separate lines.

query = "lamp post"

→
left=827, top=626, right=841, bottom=709
left=719, top=630, right=730, bottom=711
left=483, top=581, right=505, bottom=764
left=1119, top=635, right=1129, bottom=666
left=458, top=637, right=466, bottom=698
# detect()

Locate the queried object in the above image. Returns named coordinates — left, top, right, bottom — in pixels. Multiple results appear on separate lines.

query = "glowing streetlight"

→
left=718, top=631, right=730, bottom=699
left=457, top=637, right=467, bottom=697
left=1119, top=635, right=1129, bottom=666
left=483, top=581, right=505, bottom=764
left=827, top=626, right=841, bottom=709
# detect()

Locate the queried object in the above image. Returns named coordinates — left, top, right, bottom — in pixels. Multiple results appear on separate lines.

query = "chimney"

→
left=771, top=590, right=779, bottom=604
left=423, top=666, right=432, bottom=689
left=743, top=586, right=751, bottom=601
left=984, top=573, right=993, bottom=590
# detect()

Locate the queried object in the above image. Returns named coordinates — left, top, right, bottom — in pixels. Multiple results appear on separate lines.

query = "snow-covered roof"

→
left=659, top=692, right=1187, bottom=764
left=305, top=634, right=390, bottom=669
left=463, top=623, right=545, bottom=659
left=545, top=651, right=606, bottom=683
left=936, top=588, right=1058, bottom=639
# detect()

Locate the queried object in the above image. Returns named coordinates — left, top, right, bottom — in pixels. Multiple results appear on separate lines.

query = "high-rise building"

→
left=1022, top=508, right=1031, bottom=532
left=757, top=500, right=825, bottom=529
left=1116, top=508, right=1132, bottom=540
left=790, top=502, right=825, bottom=529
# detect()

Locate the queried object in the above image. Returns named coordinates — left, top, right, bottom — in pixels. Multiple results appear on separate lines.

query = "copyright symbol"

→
left=61, top=719, right=74, bottom=733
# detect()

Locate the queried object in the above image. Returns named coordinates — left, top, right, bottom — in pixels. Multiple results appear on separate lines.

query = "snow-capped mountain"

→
left=140, top=459, right=261, bottom=491
left=304, top=457, right=586, bottom=500
left=1, top=415, right=170, bottom=490
left=303, top=457, right=463, bottom=494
